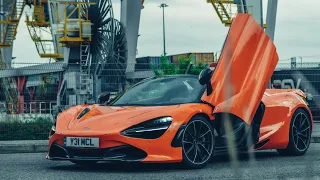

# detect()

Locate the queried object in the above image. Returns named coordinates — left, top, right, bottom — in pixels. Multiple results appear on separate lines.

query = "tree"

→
left=152, top=55, right=177, bottom=76
left=177, top=55, right=193, bottom=74
left=152, top=54, right=209, bottom=76
left=189, top=61, right=207, bottom=75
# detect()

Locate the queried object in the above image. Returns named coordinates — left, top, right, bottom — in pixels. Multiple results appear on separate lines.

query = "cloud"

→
left=136, top=0, right=228, bottom=56
left=11, top=0, right=320, bottom=64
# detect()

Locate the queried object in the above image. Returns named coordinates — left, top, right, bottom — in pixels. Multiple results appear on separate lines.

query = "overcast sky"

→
left=11, top=0, right=320, bottom=64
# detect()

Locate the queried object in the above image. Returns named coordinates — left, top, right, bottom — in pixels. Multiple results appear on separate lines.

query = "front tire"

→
left=181, top=115, right=215, bottom=169
left=277, top=108, right=312, bottom=156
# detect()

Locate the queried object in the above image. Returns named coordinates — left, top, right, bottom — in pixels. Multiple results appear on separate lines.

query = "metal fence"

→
left=274, top=62, right=320, bottom=121
left=0, top=61, right=319, bottom=141
left=276, top=62, right=320, bottom=70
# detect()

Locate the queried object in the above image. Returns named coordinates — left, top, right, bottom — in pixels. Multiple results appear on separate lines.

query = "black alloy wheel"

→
left=277, top=108, right=312, bottom=156
left=181, top=115, right=215, bottom=169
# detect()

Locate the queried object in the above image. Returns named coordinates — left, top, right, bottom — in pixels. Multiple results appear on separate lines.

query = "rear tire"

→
left=277, top=108, right=311, bottom=156
left=181, top=115, right=215, bottom=169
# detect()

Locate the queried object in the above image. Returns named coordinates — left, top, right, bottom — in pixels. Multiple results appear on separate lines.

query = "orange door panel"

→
left=201, top=14, right=279, bottom=124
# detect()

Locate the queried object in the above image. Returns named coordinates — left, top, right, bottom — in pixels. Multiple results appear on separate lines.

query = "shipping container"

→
left=171, top=52, right=215, bottom=65
left=135, top=56, right=172, bottom=71
left=135, top=57, right=150, bottom=71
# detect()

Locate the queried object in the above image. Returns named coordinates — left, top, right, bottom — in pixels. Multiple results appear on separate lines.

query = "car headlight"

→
left=120, top=117, right=173, bottom=139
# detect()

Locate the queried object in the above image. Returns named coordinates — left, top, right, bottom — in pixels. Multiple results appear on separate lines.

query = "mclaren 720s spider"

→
left=46, top=14, right=313, bottom=169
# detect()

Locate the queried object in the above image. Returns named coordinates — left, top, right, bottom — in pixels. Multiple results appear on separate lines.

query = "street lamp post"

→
left=159, top=3, right=168, bottom=56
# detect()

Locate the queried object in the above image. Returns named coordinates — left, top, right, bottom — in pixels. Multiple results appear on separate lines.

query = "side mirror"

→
left=98, top=92, right=110, bottom=104
left=199, top=68, right=213, bottom=96
left=306, top=93, right=313, bottom=104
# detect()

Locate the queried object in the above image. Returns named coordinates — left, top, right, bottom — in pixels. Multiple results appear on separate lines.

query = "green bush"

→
left=0, top=117, right=53, bottom=141
left=152, top=55, right=208, bottom=76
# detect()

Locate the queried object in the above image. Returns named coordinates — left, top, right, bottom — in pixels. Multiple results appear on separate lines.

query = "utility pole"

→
left=159, top=3, right=168, bottom=56
left=298, top=56, right=303, bottom=68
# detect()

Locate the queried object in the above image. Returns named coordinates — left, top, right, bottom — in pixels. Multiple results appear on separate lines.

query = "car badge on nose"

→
left=83, top=127, right=90, bottom=131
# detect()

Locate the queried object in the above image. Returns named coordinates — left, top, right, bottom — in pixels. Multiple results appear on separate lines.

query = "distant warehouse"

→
left=135, top=52, right=218, bottom=71
left=170, top=52, right=218, bottom=65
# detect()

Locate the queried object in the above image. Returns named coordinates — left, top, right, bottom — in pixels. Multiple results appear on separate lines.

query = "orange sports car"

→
left=46, top=14, right=313, bottom=169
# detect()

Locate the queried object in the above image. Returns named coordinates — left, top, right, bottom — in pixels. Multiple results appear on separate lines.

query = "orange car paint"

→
left=256, top=89, right=313, bottom=150
left=49, top=104, right=214, bottom=163
left=48, top=13, right=313, bottom=163
left=201, top=14, right=279, bottom=125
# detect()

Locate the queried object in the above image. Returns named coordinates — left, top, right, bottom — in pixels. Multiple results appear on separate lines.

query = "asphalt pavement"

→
left=1, top=123, right=320, bottom=154
left=1, top=144, right=320, bottom=180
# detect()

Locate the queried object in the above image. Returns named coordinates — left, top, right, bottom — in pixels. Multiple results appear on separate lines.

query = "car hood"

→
left=56, top=104, right=180, bottom=132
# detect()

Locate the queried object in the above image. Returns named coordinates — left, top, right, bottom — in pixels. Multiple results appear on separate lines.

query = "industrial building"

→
left=0, top=52, right=216, bottom=114
left=0, top=0, right=319, bottom=121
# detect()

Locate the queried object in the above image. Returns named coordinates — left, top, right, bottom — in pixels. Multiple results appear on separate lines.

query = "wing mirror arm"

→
left=199, top=68, right=214, bottom=96
left=206, top=81, right=213, bottom=96
left=306, top=93, right=313, bottom=105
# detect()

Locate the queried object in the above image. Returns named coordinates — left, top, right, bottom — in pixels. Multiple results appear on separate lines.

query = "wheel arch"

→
left=192, top=113, right=212, bottom=124
left=275, top=106, right=313, bottom=155
left=299, top=107, right=312, bottom=120
left=257, top=104, right=312, bottom=150
left=171, top=111, right=214, bottom=148
left=293, top=106, right=314, bottom=132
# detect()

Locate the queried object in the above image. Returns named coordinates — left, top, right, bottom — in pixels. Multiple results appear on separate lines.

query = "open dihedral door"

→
left=201, top=14, right=279, bottom=125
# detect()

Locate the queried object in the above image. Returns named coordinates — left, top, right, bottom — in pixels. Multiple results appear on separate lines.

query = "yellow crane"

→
left=141, top=0, right=236, bottom=27
left=0, top=0, right=26, bottom=114
left=207, top=0, right=235, bottom=26
left=25, top=0, right=63, bottom=60
left=0, top=50, right=19, bottom=114
left=0, top=0, right=96, bottom=113
left=1, top=0, right=267, bottom=59
left=206, top=0, right=267, bottom=28
left=0, top=0, right=66, bottom=61
left=0, top=0, right=93, bottom=114
left=0, top=0, right=25, bottom=47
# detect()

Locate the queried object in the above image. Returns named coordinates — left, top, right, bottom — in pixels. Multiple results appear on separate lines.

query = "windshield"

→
left=110, top=76, right=205, bottom=106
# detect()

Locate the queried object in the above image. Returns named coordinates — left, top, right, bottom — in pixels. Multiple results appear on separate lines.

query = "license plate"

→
left=64, top=137, right=99, bottom=148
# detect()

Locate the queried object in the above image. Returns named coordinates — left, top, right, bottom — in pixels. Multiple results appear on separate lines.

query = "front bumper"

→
left=47, top=143, right=147, bottom=162
left=47, top=128, right=184, bottom=163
